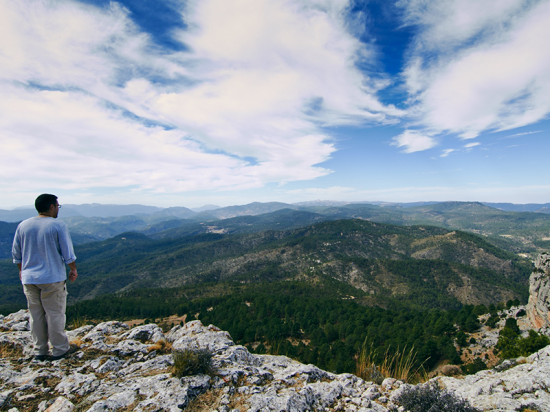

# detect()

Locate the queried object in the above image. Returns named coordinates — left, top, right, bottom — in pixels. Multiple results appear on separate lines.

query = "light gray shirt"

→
left=12, top=216, right=76, bottom=285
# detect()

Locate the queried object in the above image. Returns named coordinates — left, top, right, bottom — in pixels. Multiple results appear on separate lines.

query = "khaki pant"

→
left=23, top=281, right=69, bottom=357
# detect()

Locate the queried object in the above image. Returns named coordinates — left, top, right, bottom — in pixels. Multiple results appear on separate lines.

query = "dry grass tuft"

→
left=148, top=339, right=172, bottom=354
left=70, top=338, right=84, bottom=348
left=228, top=393, right=249, bottom=411
left=185, top=388, right=223, bottom=412
left=0, top=342, right=23, bottom=359
left=67, top=316, right=90, bottom=330
left=355, top=341, right=428, bottom=384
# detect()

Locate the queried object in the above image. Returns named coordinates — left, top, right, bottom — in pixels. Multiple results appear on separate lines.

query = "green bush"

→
left=504, top=318, right=520, bottom=334
left=461, top=358, right=487, bottom=375
left=485, top=315, right=499, bottom=329
left=172, top=348, right=214, bottom=378
left=496, top=329, right=550, bottom=359
left=396, top=382, right=479, bottom=412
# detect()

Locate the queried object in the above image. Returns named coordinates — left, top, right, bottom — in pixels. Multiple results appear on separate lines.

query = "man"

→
left=12, top=194, right=78, bottom=361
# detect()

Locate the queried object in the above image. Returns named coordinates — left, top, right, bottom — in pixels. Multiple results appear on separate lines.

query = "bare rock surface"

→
left=1, top=312, right=550, bottom=411
left=527, top=252, right=550, bottom=331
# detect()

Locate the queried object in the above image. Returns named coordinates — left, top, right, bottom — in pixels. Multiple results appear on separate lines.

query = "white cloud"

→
left=400, top=0, right=550, bottom=142
left=440, top=149, right=455, bottom=157
left=503, top=130, right=543, bottom=138
left=0, top=0, right=398, bottom=205
left=330, top=184, right=550, bottom=204
left=464, top=142, right=480, bottom=148
left=391, top=130, right=437, bottom=153
left=285, top=186, right=356, bottom=196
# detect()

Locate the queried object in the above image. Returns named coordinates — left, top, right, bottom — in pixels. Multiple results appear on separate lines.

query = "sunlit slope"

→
left=63, top=219, right=530, bottom=309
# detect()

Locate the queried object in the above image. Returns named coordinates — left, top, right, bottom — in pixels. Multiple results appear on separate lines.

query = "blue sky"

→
left=1, top=0, right=549, bottom=208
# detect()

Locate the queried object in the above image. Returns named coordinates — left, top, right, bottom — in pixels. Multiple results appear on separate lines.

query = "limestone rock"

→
left=527, top=252, right=550, bottom=330
left=2, top=311, right=550, bottom=411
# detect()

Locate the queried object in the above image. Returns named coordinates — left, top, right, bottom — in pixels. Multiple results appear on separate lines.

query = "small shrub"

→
left=396, top=381, right=480, bottom=412
left=172, top=348, right=214, bottom=378
left=485, top=315, right=499, bottom=329
left=455, top=331, right=467, bottom=347
left=519, top=406, right=542, bottom=412
left=461, top=357, right=487, bottom=375
left=504, top=318, right=520, bottom=334
left=440, top=364, right=461, bottom=377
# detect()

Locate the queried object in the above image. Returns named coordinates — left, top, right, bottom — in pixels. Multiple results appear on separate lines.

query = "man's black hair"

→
left=35, top=194, right=58, bottom=213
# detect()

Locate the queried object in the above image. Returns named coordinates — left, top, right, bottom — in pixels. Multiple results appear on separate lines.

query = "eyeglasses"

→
left=57, top=204, right=62, bottom=209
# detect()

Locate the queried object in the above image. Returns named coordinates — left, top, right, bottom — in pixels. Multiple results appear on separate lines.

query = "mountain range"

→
left=1, top=200, right=546, bottom=315
left=1, top=200, right=550, bottom=222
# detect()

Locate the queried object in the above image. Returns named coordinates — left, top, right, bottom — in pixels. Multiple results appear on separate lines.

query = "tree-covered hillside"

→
left=65, top=280, right=514, bottom=376
left=0, top=218, right=530, bottom=314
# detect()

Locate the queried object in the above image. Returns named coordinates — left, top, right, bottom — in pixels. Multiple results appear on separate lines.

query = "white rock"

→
left=121, top=324, right=165, bottom=343
left=44, top=396, right=74, bottom=412
left=87, top=390, right=136, bottom=411
left=112, top=339, right=149, bottom=356
left=55, top=372, right=98, bottom=396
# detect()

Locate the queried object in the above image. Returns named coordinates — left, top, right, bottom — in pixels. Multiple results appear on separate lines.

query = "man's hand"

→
left=17, top=263, right=21, bottom=281
left=68, top=262, right=78, bottom=282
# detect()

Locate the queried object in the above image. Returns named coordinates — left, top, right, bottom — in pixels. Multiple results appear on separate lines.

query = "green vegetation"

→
left=461, top=358, right=488, bottom=375
left=495, top=318, right=550, bottom=359
left=395, top=381, right=480, bottom=412
left=1, top=205, right=545, bottom=383
left=3, top=218, right=525, bottom=310
left=65, top=281, right=504, bottom=375
left=0, top=211, right=533, bottom=313
left=172, top=348, right=215, bottom=378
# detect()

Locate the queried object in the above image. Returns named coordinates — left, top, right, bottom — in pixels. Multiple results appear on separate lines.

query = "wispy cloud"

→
left=0, top=0, right=399, bottom=203
left=285, top=186, right=356, bottom=196
left=502, top=130, right=543, bottom=138
left=440, top=149, right=455, bottom=157
left=391, top=130, right=437, bottom=153
left=399, top=0, right=550, bottom=142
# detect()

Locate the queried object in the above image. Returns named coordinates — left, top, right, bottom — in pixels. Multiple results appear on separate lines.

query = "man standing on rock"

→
left=12, top=194, right=78, bottom=361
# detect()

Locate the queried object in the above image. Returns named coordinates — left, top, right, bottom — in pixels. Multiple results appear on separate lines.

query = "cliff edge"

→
left=1, top=310, right=550, bottom=412
left=527, top=252, right=550, bottom=331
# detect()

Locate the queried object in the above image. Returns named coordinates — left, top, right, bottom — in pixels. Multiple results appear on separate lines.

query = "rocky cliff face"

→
left=1, top=311, right=550, bottom=412
left=527, top=252, right=550, bottom=331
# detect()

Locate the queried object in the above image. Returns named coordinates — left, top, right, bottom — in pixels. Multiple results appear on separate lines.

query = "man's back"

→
left=12, top=216, right=76, bottom=285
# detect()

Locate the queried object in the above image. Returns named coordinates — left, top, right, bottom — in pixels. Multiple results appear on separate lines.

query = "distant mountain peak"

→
left=191, top=204, right=221, bottom=212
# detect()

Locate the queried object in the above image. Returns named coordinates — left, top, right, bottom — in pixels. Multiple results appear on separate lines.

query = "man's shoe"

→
left=34, top=354, right=49, bottom=361
left=52, top=344, right=79, bottom=361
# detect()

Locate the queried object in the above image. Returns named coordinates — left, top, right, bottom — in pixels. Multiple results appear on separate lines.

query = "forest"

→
left=65, top=280, right=524, bottom=376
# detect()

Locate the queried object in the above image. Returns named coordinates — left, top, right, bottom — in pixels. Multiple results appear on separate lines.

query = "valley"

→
left=0, top=200, right=547, bottom=380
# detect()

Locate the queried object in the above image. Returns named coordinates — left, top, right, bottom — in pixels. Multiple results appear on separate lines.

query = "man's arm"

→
left=68, top=261, right=78, bottom=282
left=13, top=227, right=22, bottom=281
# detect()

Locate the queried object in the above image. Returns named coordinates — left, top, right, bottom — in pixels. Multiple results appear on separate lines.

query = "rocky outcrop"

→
left=1, top=310, right=550, bottom=411
left=527, top=252, right=550, bottom=331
